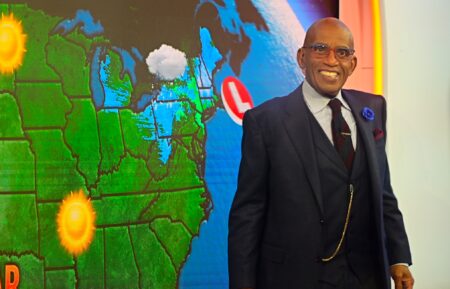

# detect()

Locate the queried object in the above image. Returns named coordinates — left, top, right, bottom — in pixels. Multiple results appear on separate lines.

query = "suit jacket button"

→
left=320, top=219, right=325, bottom=224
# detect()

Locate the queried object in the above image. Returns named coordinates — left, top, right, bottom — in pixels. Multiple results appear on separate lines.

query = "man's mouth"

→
left=319, top=70, right=339, bottom=79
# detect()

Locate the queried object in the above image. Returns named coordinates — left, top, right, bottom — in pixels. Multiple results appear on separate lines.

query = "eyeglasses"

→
left=303, top=43, right=355, bottom=60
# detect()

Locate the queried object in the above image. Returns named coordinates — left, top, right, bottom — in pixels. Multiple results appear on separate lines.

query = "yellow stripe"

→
left=372, top=0, right=383, bottom=95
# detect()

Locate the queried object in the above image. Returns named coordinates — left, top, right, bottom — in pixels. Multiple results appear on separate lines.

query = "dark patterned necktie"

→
left=328, top=98, right=355, bottom=170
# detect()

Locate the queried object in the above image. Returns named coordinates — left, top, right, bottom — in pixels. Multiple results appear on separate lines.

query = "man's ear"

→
left=297, top=48, right=307, bottom=77
left=297, top=48, right=305, bottom=69
left=348, top=55, right=358, bottom=76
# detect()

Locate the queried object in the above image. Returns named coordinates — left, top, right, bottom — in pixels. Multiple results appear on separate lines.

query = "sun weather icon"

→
left=57, top=190, right=96, bottom=256
left=0, top=13, right=26, bottom=74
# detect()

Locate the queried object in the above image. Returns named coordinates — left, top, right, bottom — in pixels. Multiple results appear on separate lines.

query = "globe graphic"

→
left=180, top=2, right=306, bottom=288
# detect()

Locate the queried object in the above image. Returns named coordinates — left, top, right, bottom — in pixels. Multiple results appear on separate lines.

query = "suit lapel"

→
left=282, top=86, right=324, bottom=215
left=343, top=90, right=383, bottom=222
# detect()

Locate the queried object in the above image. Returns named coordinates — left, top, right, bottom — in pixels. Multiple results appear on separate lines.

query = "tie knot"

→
left=328, top=98, right=342, bottom=113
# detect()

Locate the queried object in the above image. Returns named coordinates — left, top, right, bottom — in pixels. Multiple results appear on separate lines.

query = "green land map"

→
left=0, top=4, right=219, bottom=288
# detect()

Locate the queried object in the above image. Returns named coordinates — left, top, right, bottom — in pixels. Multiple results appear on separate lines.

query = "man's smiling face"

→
left=298, top=18, right=357, bottom=98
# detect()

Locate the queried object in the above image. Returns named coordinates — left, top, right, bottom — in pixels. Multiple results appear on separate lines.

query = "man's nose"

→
left=324, top=49, right=339, bottom=65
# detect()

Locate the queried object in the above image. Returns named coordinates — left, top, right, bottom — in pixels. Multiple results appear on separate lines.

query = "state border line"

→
left=35, top=184, right=206, bottom=203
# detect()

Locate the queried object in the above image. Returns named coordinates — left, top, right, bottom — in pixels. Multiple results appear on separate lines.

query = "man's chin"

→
left=318, top=88, right=340, bottom=98
left=306, top=79, right=341, bottom=97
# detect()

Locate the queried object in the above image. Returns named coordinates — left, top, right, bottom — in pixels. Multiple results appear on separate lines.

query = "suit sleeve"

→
left=228, top=110, right=269, bottom=289
left=380, top=97, right=413, bottom=265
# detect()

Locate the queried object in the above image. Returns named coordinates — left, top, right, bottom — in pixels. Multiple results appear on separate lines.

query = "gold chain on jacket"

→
left=321, top=184, right=354, bottom=262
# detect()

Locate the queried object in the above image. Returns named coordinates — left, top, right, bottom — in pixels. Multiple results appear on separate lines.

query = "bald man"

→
left=228, top=18, right=414, bottom=289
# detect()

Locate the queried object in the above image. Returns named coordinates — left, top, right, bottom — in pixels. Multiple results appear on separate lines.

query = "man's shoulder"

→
left=343, top=88, right=384, bottom=100
left=247, top=86, right=302, bottom=118
left=248, top=96, right=285, bottom=115
left=343, top=88, right=386, bottom=108
left=242, top=92, right=297, bottom=132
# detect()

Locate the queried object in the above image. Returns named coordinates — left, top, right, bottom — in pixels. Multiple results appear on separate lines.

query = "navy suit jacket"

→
left=228, top=85, right=412, bottom=289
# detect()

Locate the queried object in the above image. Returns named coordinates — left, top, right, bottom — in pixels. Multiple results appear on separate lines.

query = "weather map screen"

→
left=0, top=1, right=337, bottom=288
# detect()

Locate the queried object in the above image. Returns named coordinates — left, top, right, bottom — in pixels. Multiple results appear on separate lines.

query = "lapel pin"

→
left=361, top=107, right=375, bottom=121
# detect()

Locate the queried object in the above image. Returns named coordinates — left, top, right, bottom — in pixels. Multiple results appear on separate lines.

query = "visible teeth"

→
left=320, top=71, right=338, bottom=77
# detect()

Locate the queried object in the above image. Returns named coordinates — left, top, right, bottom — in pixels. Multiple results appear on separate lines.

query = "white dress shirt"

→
left=302, top=80, right=357, bottom=149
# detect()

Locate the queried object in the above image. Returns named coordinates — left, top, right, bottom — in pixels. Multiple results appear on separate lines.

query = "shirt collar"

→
left=302, top=79, right=351, bottom=113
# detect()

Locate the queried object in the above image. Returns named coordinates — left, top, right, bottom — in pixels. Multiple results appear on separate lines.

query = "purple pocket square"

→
left=373, top=128, right=384, bottom=141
